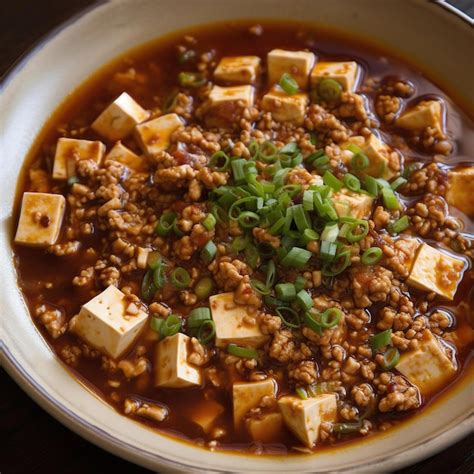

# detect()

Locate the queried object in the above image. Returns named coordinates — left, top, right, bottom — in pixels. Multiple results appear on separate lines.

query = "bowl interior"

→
left=1, top=0, right=473, bottom=472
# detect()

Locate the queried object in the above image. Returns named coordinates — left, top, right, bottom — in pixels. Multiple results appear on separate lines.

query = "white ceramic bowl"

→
left=1, top=1, right=473, bottom=472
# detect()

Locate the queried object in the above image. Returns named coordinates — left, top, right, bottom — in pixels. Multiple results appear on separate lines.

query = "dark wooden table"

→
left=1, top=1, right=473, bottom=472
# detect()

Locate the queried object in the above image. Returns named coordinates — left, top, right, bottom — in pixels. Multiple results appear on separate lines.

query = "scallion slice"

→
left=171, top=267, right=191, bottom=289
left=197, top=319, right=216, bottom=344
left=303, top=310, right=323, bottom=335
left=238, top=211, right=260, bottom=228
left=150, top=316, right=163, bottom=333
left=201, top=240, right=217, bottom=263
left=320, top=240, right=337, bottom=261
left=296, top=289, right=313, bottom=310
left=364, top=176, right=379, bottom=197
left=351, top=152, right=370, bottom=171
left=231, top=235, right=249, bottom=252
left=231, top=158, right=247, bottom=184
left=370, top=329, right=392, bottom=350
left=160, top=314, right=182, bottom=338
left=227, top=344, right=258, bottom=359
left=279, top=73, right=299, bottom=95
left=294, top=275, right=307, bottom=293
left=299, top=228, right=319, bottom=246
left=296, top=387, right=309, bottom=400
left=321, top=222, right=339, bottom=242
left=275, top=283, right=297, bottom=302
left=322, top=249, right=351, bottom=276
left=344, top=173, right=361, bottom=192
left=250, top=279, right=271, bottom=295
left=292, top=204, right=312, bottom=232
left=194, top=277, right=214, bottom=300
left=178, top=71, right=206, bottom=88
left=390, top=176, right=407, bottom=191
left=202, top=213, right=216, bottom=231
left=387, top=215, right=410, bottom=234
left=156, top=212, right=176, bottom=236
left=280, top=142, right=299, bottom=154
left=245, top=243, right=259, bottom=269
left=187, top=307, right=211, bottom=330
left=209, top=151, right=230, bottom=171
left=276, top=306, right=301, bottom=328
left=318, top=78, right=343, bottom=102
left=280, top=247, right=312, bottom=269
left=141, top=270, right=157, bottom=302
left=381, top=187, right=399, bottom=210
left=382, top=347, right=400, bottom=370
left=323, top=170, right=343, bottom=191
left=361, top=247, right=383, bottom=265
left=320, top=307, right=342, bottom=328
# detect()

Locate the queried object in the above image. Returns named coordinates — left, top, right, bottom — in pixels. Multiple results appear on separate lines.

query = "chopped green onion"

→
left=238, top=211, right=260, bottom=228
left=340, top=219, right=369, bottom=243
left=344, top=173, right=361, bottom=192
left=178, top=71, right=206, bottom=88
left=197, top=319, right=216, bottom=344
left=390, top=176, right=407, bottom=191
left=201, top=240, right=217, bottom=263
left=296, top=387, right=308, bottom=400
left=382, top=347, right=400, bottom=370
left=67, top=176, right=80, bottom=186
left=364, top=176, right=379, bottom=197
left=245, top=243, right=260, bottom=269
left=303, top=190, right=315, bottom=211
left=187, top=307, right=211, bottom=330
left=265, top=260, right=276, bottom=288
left=178, top=49, right=196, bottom=64
left=150, top=316, right=164, bottom=333
left=280, top=247, right=312, bottom=269
left=361, top=247, right=383, bottom=265
left=173, top=219, right=184, bottom=237
left=264, top=295, right=289, bottom=308
left=231, top=158, right=247, bottom=184
left=294, top=275, right=306, bottom=293
left=279, top=73, right=299, bottom=95
left=318, top=78, right=343, bottom=102
left=381, top=187, right=399, bottom=210
left=209, top=151, right=230, bottom=171
left=323, top=170, right=343, bottom=191
left=276, top=307, right=301, bottom=328
left=227, top=344, right=258, bottom=359
left=280, top=142, right=299, bottom=154
left=258, top=141, right=279, bottom=163
left=333, top=422, right=362, bottom=434
left=156, top=212, right=176, bottom=236
left=257, top=242, right=275, bottom=258
left=299, top=228, right=319, bottom=246
left=320, top=240, right=337, bottom=261
left=320, top=307, right=342, bottom=328
left=202, top=213, right=216, bottom=231
left=269, top=216, right=285, bottom=235
left=194, top=277, right=214, bottom=300
left=370, top=329, right=392, bottom=350
left=296, top=290, right=313, bottom=310
left=231, top=235, right=249, bottom=252
left=147, top=251, right=162, bottom=270
left=275, top=283, right=296, bottom=302
left=322, top=249, right=351, bottom=276
left=351, top=152, right=370, bottom=171
left=292, top=204, right=312, bottom=232
left=376, top=178, right=391, bottom=189
left=250, top=279, right=271, bottom=295
left=171, top=267, right=191, bottom=289
left=321, top=222, right=339, bottom=242
left=387, top=215, right=410, bottom=234
left=303, top=310, right=323, bottom=335
left=311, top=154, right=330, bottom=171
left=161, top=314, right=182, bottom=338
left=153, top=263, right=167, bottom=289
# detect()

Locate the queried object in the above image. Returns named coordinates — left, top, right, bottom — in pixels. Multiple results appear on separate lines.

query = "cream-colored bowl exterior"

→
left=0, top=1, right=473, bottom=472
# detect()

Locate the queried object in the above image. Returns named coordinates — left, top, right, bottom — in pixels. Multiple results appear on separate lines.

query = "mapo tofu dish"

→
left=12, top=21, right=474, bottom=454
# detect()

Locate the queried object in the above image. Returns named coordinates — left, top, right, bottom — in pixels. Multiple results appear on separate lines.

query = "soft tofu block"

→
left=135, top=113, right=183, bottom=157
left=310, top=61, right=359, bottom=93
left=233, top=378, right=276, bottom=429
left=209, top=292, right=269, bottom=348
left=214, top=56, right=261, bottom=85
left=332, top=189, right=374, bottom=219
left=396, top=100, right=443, bottom=133
left=396, top=330, right=457, bottom=396
left=407, top=243, right=465, bottom=300
left=261, top=87, right=309, bottom=125
left=105, top=141, right=144, bottom=171
left=189, top=399, right=224, bottom=433
left=278, top=394, right=337, bottom=448
left=247, top=412, right=283, bottom=443
left=267, top=49, right=315, bottom=89
left=70, top=285, right=148, bottom=359
left=53, top=137, right=105, bottom=180
left=154, top=333, right=201, bottom=388
left=92, top=92, right=150, bottom=141
left=446, top=166, right=474, bottom=217
left=15, top=192, right=66, bottom=247
left=351, top=134, right=397, bottom=180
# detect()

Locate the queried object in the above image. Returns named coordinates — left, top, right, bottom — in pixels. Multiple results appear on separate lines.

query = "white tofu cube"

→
left=15, top=192, right=66, bottom=247
left=310, top=61, right=359, bottom=93
left=278, top=394, right=337, bottom=448
left=214, top=56, right=261, bottom=85
left=190, top=399, right=224, bottom=433
left=233, top=378, right=276, bottom=429
left=135, top=113, right=183, bottom=157
left=70, top=285, right=148, bottom=359
left=332, top=189, right=374, bottom=219
left=396, top=330, right=457, bottom=396
left=209, top=292, right=269, bottom=348
left=53, top=137, right=105, bottom=180
left=154, top=333, right=201, bottom=388
left=247, top=412, right=283, bottom=443
left=353, top=134, right=397, bottom=180
left=407, top=243, right=465, bottom=300
left=105, top=141, right=145, bottom=171
left=396, top=100, right=443, bottom=133
left=261, top=87, right=309, bottom=125
left=446, top=166, right=474, bottom=217
left=92, top=92, right=150, bottom=141
left=267, top=49, right=316, bottom=89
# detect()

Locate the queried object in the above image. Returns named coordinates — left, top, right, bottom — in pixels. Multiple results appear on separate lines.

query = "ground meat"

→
left=305, top=104, right=350, bottom=145
left=404, top=162, right=447, bottom=196
left=269, top=329, right=312, bottom=363
left=351, top=383, right=375, bottom=408
left=375, top=94, right=401, bottom=123
left=288, top=360, right=318, bottom=386
left=350, top=265, right=393, bottom=308
left=197, top=167, right=229, bottom=188
left=234, top=276, right=262, bottom=307
left=117, top=357, right=149, bottom=379
left=211, top=257, right=250, bottom=291
left=257, top=312, right=282, bottom=335
left=154, top=164, right=196, bottom=189
left=35, top=304, right=66, bottom=339
left=382, top=237, right=419, bottom=278
left=376, top=373, right=420, bottom=412
left=187, top=337, right=211, bottom=366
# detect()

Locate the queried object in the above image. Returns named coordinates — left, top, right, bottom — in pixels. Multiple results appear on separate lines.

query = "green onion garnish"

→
left=280, top=247, right=312, bottom=269
left=238, top=211, right=260, bottom=228
left=197, top=319, right=216, bottom=344
left=275, top=283, right=297, bottom=302
left=171, top=267, right=191, bottom=289
left=194, top=277, right=214, bottom=300
left=231, top=158, right=247, bottom=184
left=361, top=247, right=383, bottom=265
left=280, top=142, right=299, bottom=154
left=279, top=73, right=299, bottom=95
left=296, top=290, right=313, bottom=310
left=265, top=260, right=276, bottom=288
left=231, top=235, right=250, bottom=252
left=351, top=152, right=370, bottom=171
left=382, top=347, right=400, bottom=370
left=322, top=249, right=351, bottom=276
left=387, top=215, right=410, bottom=234
left=245, top=243, right=260, bottom=269
left=150, top=316, right=163, bottom=333
left=227, top=344, right=258, bottom=359
left=370, top=329, right=392, bottom=350
left=321, top=222, right=339, bottom=242
left=339, top=218, right=369, bottom=243
left=299, top=228, right=319, bottom=246
left=292, top=204, right=312, bottom=232
left=156, top=212, right=177, bottom=236
left=294, top=275, right=306, bottom=293
left=333, top=422, right=362, bottom=434
left=202, top=213, right=216, bottom=231
left=320, top=240, right=337, bottom=261
left=381, top=187, right=399, bottom=210
left=209, top=151, right=230, bottom=171
left=390, top=176, right=407, bottom=191
left=344, top=173, right=361, bottom=192
left=178, top=71, right=206, bottom=88
left=318, top=78, right=343, bottom=102
left=303, top=310, right=323, bottom=335
left=320, top=307, right=342, bottom=329
left=276, top=306, right=301, bottom=328
left=303, top=190, right=315, bottom=211
left=364, top=176, right=379, bottom=197
left=141, top=269, right=156, bottom=302
left=201, top=240, right=217, bottom=263
left=296, top=387, right=309, bottom=400
left=187, top=307, right=211, bottom=330
left=250, top=279, right=271, bottom=295
left=160, top=314, right=182, bottom=338
left=323, top=170, right=343, bottom=191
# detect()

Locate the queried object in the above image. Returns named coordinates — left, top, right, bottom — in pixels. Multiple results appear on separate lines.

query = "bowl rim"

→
left=1, top=1, right=473, bottom=472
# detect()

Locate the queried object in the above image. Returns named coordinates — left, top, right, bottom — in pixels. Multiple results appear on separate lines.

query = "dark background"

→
left=1, top=1, right=473, bottom=473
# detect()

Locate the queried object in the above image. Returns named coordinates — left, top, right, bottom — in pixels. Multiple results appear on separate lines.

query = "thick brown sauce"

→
left=12, top=20, right=474, bottom=455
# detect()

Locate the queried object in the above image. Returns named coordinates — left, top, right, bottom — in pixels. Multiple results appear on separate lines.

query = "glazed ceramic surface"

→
left=1, top=1, right=473, bottom=471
